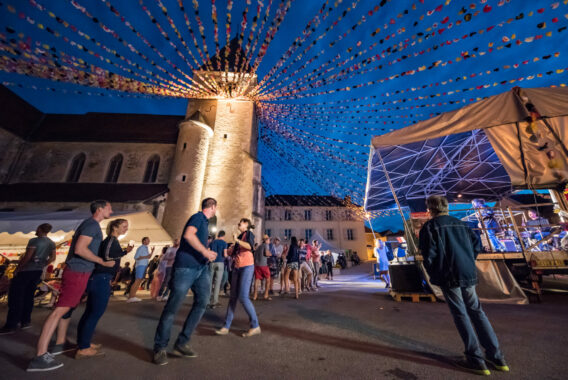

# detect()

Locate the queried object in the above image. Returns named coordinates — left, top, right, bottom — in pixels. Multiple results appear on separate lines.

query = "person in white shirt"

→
left=127, top=237, right=154, bottom=303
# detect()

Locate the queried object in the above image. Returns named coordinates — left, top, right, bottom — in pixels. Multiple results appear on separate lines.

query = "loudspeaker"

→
left=389, top=263, right=423, bottom=293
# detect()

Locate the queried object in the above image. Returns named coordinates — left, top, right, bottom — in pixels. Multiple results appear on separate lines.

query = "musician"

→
left=523, top=209, right=550, bottom=238
left=471, top=199, right=504, bottom=252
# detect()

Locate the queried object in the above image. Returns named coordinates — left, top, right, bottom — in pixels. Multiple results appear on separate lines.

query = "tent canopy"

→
left=366, top=87, right=568, bottom=211
left=0, top=210, right=172, bottom=248
left=311, top=231, right=342, bottom=253
left=372, top=87, right=568, bottom=148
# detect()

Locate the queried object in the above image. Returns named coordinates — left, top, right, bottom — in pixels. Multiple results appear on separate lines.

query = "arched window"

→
left=143, top=154, right=160, bottom=183
left=105, top=154, right=123, bottom=183
left=66, top=153, right=85, bottom=183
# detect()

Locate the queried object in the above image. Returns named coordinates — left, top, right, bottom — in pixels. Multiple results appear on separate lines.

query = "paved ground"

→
left=1, top=263, right=568, bottom=380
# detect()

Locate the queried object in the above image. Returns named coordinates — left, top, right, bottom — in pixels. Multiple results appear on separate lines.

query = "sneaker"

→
left=454, top=358, right=490, bottom=376
left=486, top=358, right=510, bottom=372
left=172, top=342, right=197, bottom=358
left=49, top=341, right=76, bottom=356
left=153, top=350, right=168, bottom=366
left=20, top=323, right=32, bottom=330
left=0, top=326, right=17, bottom=335
left=27, top=353, right=64, bottom=372
left=126, top=297, right=142, bottom=303
left=215, top=327, right=229, bottom=336
left=242, top=326, right=261, bottom=338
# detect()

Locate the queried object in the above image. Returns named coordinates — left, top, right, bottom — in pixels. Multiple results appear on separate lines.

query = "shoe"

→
left=90, top=343, right=102, bottom=350
left=454, top=358, right=490, bottom=376
left=20, top=323, right=32, bottom=330
left=172, top=343, right=197, bottom=358
left=160, top=296, right=168, bottom=302
left=486, top=358, right=510, bottom=372
left=75, top=347, right=105, bottom=359
left=49, top=341, right=76, bottom=356
left=242, top=326, right=261, bottom=338
left=156, top=296, right=163, bottom=302
left=27, top=353, right=64, bottom=372
left=153, top=349, right=168, bottom=366
left=126, top=297, right=142, bottom=303
left=0, top=326, right=17, bottom=335
left=215, top=327, right=229, bottom=336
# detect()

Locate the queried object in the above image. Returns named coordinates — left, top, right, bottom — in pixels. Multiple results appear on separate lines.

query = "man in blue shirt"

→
left=208, top=231, right=228, bottom=308
left=127, top=237, right=154, bottom=303
left=153, top=198, right=218, bottom=365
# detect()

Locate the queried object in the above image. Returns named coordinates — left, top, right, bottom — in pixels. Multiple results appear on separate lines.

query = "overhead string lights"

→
left=1, top=1, right=567, bottom=218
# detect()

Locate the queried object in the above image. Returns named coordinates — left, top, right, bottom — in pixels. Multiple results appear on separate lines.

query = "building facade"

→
left=264, top=195, right=370, bottom=260
left=0, top=76, right=264, bottom=243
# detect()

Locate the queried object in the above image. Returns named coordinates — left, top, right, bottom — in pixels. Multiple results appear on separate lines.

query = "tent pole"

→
left=375, top=148, right=417, bottom=254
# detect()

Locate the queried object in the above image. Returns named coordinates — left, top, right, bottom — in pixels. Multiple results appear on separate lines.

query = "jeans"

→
left=154, top=265, right=211, bottom=351
left=209, top=262, right=225, bottom=304
left=220, top=267, right=229, bottom=293
left=77, top=273, right=113, bottom=349
left=442, top=286, right=504, bottom=365
left=5, top=270, right=42, bottom=328
left=223, top=265, right=259, bottom=329
left=158, top=267, right=172, bottom=298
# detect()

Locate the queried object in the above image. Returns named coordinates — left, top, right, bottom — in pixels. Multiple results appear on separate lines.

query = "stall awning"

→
left=0, top=210, right=172, bottom=248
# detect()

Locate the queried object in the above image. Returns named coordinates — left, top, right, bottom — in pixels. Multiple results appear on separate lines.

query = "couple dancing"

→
left=153, top=198, right=260, bottom=365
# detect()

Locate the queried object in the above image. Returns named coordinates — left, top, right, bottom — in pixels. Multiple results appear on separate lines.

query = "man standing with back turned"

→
left=419, top=195, right=509, bottom=376
left=153, top=198, right=218, bottom=365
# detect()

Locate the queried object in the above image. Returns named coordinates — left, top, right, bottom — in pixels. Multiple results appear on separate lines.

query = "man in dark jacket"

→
left=419, top=195, right=508, bottom=376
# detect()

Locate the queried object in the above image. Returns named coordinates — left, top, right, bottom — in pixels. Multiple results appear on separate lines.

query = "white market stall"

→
left=0, top=211, right=173, bottom=266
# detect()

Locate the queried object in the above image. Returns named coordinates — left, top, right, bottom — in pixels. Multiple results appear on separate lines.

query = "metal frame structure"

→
left=365, top=129, right=513, bottom=212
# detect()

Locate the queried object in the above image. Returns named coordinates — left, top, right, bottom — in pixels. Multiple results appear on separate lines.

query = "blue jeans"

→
left=153, top=265, right=211, bottom=351
left=77, top=273, right=113, bottom=349
left=223, top=265, right=259, bottom=329
left=442, top=286, right=504, bottom=365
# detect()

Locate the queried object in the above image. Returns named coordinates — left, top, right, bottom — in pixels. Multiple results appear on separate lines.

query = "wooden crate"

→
left=389, top=290, right=436, bottom=303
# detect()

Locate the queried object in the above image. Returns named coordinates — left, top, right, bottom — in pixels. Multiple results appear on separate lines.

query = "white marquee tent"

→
left=0, top=211, right=173, bottom=265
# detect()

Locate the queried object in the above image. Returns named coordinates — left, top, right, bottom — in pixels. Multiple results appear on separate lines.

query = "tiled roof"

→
left=265, top=195, right=351, bottom=207
left=0, top=85, right=183, bottom=143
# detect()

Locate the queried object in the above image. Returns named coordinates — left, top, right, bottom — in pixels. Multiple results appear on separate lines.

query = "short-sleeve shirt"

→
left=65, top=218, right=103, bottom=273
left=20, top=236, right=56, bottom=272
left=210, top=239, right=227, bottom=263
left=273, top=244, right=283, bottom=258
left=234, top=231, right=255, bottom=268
left=174, top=212, right=209, bottom=268
left=254, top=243, right=269, bottom=267
left=134, top=245, right=150, bottom=268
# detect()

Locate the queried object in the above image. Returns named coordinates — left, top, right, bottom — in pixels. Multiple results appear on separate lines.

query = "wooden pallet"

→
left=389, top=290, right=436, bottom=303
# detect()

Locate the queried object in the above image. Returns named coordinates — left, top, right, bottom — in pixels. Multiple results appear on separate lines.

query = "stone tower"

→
left=162, top=40, right=264, bottom=241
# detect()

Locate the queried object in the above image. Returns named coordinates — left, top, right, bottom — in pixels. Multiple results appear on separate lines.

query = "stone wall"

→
left=0, top=128, right=25, bottom=183
left=11, top=141, right=175, bottom=184
left=201, top=99, right=259, bottom=239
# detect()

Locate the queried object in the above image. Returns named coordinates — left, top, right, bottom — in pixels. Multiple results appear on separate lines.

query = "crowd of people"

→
left=0, top=194, right=514, bottom=376
left=0, top=198, right=339, bottom=372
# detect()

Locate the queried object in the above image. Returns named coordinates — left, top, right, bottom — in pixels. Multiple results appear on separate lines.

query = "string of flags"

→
left=1, top=0, right=567, bottom=220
